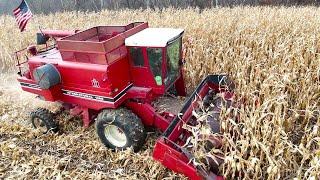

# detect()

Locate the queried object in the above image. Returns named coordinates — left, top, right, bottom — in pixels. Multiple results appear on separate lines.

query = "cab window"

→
left=129, top=47, right=144, bottom=66
left=147, top=48, right=163, bottom=85
left=165, top=37, right=181, bottom=86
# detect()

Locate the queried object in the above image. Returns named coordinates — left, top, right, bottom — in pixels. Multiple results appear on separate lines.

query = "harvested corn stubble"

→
left=0, top=6, right=319, bottom=179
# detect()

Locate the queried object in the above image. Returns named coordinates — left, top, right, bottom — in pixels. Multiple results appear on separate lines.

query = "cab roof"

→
left=125, top=28, right=184, bottom=47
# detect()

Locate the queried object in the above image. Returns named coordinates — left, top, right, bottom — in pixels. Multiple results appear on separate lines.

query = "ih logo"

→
left=91, top=78, right=100, bottom=88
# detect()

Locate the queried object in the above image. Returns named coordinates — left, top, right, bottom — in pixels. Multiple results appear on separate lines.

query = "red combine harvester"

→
left=16, top=22, right=234, bottom=179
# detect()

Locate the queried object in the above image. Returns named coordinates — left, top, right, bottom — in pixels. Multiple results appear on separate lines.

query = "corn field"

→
left=0, top=7, right=320, bottom=179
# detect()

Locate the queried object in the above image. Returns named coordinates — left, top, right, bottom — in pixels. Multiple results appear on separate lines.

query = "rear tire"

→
left=95, top=108, right=146, bottom=152
left=30, top=108, right=59, bottom=133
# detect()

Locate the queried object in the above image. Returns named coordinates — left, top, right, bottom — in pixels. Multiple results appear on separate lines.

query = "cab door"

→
left=146, top=47, right=164, bottom=86
left=128, top=46, right=165, bottom=95
left=164, top=37, right=182, bottom=87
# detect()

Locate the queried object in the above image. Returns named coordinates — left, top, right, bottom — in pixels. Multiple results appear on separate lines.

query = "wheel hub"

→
left=33, top=117, right=47, bottom=133
left=104, top=125, right=127, bottom=147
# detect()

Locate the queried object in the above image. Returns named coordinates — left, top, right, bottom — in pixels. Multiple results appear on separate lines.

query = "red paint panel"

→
left=126, top=101, right=171, bottom=130
left=17, top=77, right=60, bottom=102
left=41, top=30, right=77, bottom=38
left=153, top=138, right=202, bottom=180
left=57, top=22, right=148, bottom=63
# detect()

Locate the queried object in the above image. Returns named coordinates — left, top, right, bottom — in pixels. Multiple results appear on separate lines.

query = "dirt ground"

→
left=0, top=73, right=186, bottom=179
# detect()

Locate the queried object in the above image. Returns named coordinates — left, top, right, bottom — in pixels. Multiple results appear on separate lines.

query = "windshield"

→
left=165, top=37, right=181, bottom=86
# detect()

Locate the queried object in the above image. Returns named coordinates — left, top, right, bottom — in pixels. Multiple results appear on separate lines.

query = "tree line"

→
left=0, top=0, right=319, bottom=15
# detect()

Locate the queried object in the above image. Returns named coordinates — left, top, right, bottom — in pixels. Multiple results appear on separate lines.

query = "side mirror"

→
left=36, top=33, right=49, bottom=45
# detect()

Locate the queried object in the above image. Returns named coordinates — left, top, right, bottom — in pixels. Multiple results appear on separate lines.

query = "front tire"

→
left=95, top=108, right=146, bottom=152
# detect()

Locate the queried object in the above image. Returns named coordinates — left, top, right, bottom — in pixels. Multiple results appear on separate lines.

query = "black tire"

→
left=95, top=108, right=146, bottom=152
left=30, top=108, right=59, bottom=133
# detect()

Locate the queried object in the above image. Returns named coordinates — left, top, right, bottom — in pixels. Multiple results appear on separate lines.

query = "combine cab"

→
left=16, top=22, right=234, bottom=179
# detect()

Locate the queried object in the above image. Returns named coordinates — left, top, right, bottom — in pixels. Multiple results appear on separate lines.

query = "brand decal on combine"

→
left=62, top=90, right=113, bottom=102
left=20, top=82, right=133, bottom=103
left=20, top=82, right=41, bottom=89
left=91, top=78, right=100, bottom=88
left=62, top=83, right=133, bottom=103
